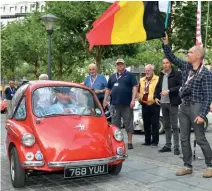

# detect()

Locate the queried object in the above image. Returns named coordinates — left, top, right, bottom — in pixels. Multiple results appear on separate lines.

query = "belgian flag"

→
left=86, top=1, right=165, bottom=50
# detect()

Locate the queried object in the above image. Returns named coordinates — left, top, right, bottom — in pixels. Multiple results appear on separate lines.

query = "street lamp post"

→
left=41, top=14, right=57, bottom=80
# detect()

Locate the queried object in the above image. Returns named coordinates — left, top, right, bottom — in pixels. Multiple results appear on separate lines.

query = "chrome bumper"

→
left=48, top=154, right=127, bottom=168
left=22, top=161, right=44, bottom=167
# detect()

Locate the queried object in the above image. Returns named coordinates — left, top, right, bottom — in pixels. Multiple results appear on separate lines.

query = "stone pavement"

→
left=1, top=113, right=212, bottom=191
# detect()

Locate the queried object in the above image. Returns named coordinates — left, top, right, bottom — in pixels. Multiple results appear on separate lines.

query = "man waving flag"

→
left=86, top=1, right=166, bottom=50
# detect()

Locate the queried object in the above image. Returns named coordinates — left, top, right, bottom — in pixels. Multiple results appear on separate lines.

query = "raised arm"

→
left=162, top=33, right=190, bottom=71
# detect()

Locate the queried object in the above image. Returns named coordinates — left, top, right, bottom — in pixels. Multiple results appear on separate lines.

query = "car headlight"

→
left=22, top=133, right=35, bottom=147
left=114, top=130, right=124, bottom=142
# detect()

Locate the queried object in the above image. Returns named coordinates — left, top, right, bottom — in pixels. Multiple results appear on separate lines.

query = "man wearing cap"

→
left=48, top=87, right=80, bottom=115
left=84, top=63, right=107, bottom=106
left=103, top=59, right=138, bottom=149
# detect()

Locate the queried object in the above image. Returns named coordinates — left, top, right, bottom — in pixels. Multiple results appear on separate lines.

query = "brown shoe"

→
left=176, top=167, right=192, bottom=176
left=203, top=168, right=212, bottom=178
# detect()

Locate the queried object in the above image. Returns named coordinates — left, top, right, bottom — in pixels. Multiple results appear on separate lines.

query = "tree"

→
left=46, top=1, right=139, bottom=77
left=168, top=2, right=212, bottom=53
left=1, top=22, right=25, bottom=81
left=1, top=12, right=47, bottom=81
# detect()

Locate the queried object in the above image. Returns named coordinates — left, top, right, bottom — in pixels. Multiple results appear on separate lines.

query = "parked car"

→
left=5, top=81, right=127, bottom=188
left=133, top=101, right=209, bottom=134
left=0, top=99, right=8, bottom=113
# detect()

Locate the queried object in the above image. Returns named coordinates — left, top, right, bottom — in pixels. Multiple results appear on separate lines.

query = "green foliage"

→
left=168, top=1, right=212, bottom=65
left=1, top=12, right=47, bottom=82
left=1, top=1, right=211, bottom=83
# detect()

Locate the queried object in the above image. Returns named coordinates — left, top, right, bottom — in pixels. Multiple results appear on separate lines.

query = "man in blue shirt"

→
left=103, top=59, right=138, bottom=149
left=84, top=63, right=107, bottom=105
left=5, top=81, right=17, bottom=114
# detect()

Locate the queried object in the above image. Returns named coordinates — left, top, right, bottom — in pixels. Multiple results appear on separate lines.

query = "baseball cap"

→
left=115, top=58, right=125, bottom=64
left=54, top=87, right=71, bottom=94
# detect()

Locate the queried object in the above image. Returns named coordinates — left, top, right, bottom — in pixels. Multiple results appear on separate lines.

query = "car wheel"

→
left=108, top=163, right=122, bottom=175
left=159, top=117, right=164, bottom=134
left=10, top=147, right=25, bottom=188
left=204, top=118, right=208, bottom=131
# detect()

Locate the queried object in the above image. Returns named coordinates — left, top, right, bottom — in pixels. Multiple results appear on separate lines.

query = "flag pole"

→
left=205, top=1, right=210, bottom=49
left=165, top=1, right=171, bottom=29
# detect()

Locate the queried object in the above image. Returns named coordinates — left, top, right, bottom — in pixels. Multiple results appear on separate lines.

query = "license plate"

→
left=64, top=164, right=108, bottom=178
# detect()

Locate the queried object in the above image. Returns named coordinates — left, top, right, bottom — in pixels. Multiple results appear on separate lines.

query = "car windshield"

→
left=32, top=86, right=102, bottom=117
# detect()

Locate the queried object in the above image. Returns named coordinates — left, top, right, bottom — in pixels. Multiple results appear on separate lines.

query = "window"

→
left=33, top=86, right=102, bottom=117
left=7, top=83, right=29, bottom=119
left=41, top=5, right=45, bottom=12
left=30, top=4, right=35, bottom=12
left=20, top=6, right=24, bottom=13
left=14, top=97, right=26, bottom=120
left=10, top=7, right=14, bottom=12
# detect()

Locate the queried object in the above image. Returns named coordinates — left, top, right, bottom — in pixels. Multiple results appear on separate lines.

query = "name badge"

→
left=114, top=83, right=119, bottom=86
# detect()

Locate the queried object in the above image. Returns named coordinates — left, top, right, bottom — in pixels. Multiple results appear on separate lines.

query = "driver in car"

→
left=48, top=87, right=80, bottom=115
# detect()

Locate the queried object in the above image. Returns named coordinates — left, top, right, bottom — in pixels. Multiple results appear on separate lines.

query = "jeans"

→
left=142, top=104, right=160, bottom=145
left=179, top=103, right=212, bottom=168
left=161, top=103, right=179, bottom=150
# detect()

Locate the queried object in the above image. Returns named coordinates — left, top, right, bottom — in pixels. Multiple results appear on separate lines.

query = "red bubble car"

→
left=5, top=81, right=127, bottom=188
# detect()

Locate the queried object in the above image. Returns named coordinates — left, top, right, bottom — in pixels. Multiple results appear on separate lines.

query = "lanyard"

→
left=116, top=70, right=127, bottom=81
left=185, top=65, right=203, bottom=85
left=10, top=87, right=15, bottom=94
left=90, top=75, right=98, bottom=88
left=144, top=80, right=151, bottom=93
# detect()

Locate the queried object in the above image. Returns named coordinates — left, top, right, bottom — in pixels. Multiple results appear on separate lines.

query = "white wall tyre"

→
left=159, top=117, right=164, bottom=134
left=10, top=147, right=26, bottom=188
left=204, top=118, right=208, bottom=131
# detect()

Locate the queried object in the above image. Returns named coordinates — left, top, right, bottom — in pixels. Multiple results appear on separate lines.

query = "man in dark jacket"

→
left=155, top=57, right=182, bottom=155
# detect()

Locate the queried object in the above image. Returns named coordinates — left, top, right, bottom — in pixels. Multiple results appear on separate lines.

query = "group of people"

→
left=4, top=33, right=212, bottom=178
left=83, top=33, right=212, bottom=178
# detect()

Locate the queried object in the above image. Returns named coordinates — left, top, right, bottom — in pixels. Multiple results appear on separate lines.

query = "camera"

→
left=179, top=85, right=192, bottom=98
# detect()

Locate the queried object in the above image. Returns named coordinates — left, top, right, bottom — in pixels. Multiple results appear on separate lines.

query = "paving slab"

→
left=1, top=114, right=212, bottom=191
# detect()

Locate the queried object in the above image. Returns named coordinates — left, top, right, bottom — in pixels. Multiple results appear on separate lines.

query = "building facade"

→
left=0, top=1, right=45, bottom=26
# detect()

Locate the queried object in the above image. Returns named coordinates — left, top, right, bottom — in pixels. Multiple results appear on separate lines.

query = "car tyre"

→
left=109, top=163, right=122, bottom=175
left=10, top=147, right=25, bottom=188
left=159, top=117, right=164, bottom=134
